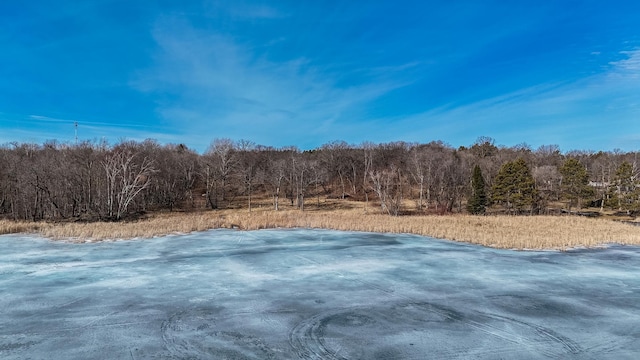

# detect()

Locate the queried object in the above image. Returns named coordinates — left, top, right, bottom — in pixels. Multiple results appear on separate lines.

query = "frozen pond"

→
left=0, top=229, right=639, bottom=359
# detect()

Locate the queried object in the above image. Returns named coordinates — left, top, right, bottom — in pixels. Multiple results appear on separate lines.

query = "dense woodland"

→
left=0, top=137, right=638, bottom=221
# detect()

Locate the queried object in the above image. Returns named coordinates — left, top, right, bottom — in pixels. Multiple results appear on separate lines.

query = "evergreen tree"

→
left=491, top=158, right=537, bottom=214
left=467, top=165, right=487, bottom=214
left=559, top=158, right=593, bottom=213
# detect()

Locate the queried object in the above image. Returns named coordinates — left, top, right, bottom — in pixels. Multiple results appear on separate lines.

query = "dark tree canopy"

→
left=559, top=158, right=592, bottom=212
left=467, top=165, right=487, bottom=215
left=491, top=158, right=537, bottom=214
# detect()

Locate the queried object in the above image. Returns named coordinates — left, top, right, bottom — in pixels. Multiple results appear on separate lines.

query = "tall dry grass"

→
left=13, top=206, right=640, bottom=250
left=0, top=220, right=41, bottom=235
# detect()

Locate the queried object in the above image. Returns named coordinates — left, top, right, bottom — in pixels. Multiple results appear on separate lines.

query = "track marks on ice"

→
left=288, top=302, right=583, bottom=359
left=161, top=307, right=278, bottom=359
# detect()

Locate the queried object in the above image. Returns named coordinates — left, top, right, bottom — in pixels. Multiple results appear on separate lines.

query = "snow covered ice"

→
left=0, top=229, right=639, bottom=359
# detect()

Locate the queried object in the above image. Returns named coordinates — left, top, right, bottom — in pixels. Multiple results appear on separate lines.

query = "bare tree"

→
left=310, top=158, right=327, bottom=208
left=102, top=147, right=156, bottom=220
left=175, top=144, right=200, bottom=209
left=203, top=138, right=238, bottom=209
left=409, top=144, right=427, bottom=211
left=146, top=143, right=200, bottom=211
left=362, top=141, right=375, bottom=209
left=70, top=141, right=103, bottom=217
left=368, top=165, right=405, bottom=216
left=534, top=144, right=562, bottom=167
left=590, top=152, right=616, bottom=210
left=285, top=150, right=316, bottom=211
left=320, top=141, right=350, bottom=199
left=237, top=140, right=260, bottom=212
left=265, top=156, right=286, bottom=210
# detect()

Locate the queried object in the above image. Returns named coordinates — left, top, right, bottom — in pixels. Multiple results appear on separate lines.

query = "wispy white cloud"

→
left=203, top=1, right=287, bottom=20
left=132, top=25, right=640, bottom=152
left=382, top=49, right=640, bottom=151
left=608, top=49, right=640, bottom=79
left=29, top=115, right=77, bottom=123
left=608, top=49, right=640, bottom=86
left=132, top=16, right=412, bottom=149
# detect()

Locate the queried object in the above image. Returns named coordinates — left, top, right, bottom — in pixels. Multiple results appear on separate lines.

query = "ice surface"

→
left=0, top=229, right=639, bottom=359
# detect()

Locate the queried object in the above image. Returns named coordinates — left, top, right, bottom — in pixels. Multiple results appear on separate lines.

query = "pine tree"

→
left=559, top=158, right=593, bottom=213
left=491, top=158, right=537, bottom=214
left=467, top=165, right=487, bottom=214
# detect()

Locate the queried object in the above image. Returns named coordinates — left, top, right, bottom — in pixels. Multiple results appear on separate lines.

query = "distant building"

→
left=588, top=181, right=609, bottom=188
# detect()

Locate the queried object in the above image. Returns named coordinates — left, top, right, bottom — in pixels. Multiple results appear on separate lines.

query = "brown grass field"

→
left=1, top=199, right=639, bottom=250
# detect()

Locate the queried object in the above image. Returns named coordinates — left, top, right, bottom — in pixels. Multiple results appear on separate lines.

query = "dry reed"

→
left=9, top=206, right=640, bottom=250
left=0, top=220, right=41, bottom=235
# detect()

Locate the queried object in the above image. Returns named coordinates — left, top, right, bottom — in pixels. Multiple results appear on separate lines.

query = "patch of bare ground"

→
left=5, top=199, right=640, bottom=250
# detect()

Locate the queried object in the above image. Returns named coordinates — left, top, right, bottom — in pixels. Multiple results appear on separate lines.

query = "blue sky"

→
left=1, top=1, right=639, bottom=153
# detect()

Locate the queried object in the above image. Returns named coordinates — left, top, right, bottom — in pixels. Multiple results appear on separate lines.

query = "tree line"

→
left=0, top=137, right=638, bottom=221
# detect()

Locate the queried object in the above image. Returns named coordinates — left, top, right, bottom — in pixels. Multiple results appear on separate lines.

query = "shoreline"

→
left=2, top=208, right=640, bottom=250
